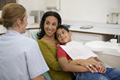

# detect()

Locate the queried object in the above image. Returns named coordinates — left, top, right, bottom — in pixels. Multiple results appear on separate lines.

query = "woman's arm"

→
left=70, top=58, right=101, bottom=73
left=32, top=75, right=44, bottom=80
left=76, top=57, right=106, bottom=73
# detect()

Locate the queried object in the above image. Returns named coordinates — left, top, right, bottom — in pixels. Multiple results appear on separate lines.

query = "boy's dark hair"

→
left=57, top=25, right=70, bottom=32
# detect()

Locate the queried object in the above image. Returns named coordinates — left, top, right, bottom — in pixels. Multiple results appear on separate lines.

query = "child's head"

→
left=56, top=25, right=72, bottom=44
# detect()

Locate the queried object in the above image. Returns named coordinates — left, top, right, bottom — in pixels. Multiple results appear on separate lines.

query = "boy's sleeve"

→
left=57, top=45, right=68, bottom=59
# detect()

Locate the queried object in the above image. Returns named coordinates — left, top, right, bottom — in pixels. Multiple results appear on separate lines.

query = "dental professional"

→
left=0, top=3, right=49, bottom=80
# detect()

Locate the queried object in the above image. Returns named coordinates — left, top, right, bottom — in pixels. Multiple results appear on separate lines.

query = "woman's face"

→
left=20, top=12, right=28, bottom=33
left=44, top=16, right=58, bottom=37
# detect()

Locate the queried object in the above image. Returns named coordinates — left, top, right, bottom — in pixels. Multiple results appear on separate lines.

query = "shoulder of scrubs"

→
left=19, top=32, right=49, bottom=79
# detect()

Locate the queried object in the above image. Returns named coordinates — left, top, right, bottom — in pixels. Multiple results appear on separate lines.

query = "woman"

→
left=0, top=3, right=49, bottom=80
left=37, top=11, right=75, bottom=80
left=37, top=11, right=104, bottom=80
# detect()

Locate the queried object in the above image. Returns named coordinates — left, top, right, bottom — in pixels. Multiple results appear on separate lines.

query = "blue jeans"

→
left=74, top=68, right=120, bottom=80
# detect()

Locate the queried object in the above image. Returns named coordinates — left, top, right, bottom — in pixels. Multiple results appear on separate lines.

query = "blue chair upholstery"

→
left=31, top=30, right=52, bottom=80
left=31, top=30, right=39, bottom=40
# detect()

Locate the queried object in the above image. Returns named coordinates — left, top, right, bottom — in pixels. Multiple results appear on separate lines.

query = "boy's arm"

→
left=57, top=46, right=98, bottom=73
left=58, top=57, right=94, bottom=72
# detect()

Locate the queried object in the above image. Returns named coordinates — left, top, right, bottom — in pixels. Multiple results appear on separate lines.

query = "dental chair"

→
left=31, top=30, right=52, bottom=80
left=31, top=30, right=112, bottom=80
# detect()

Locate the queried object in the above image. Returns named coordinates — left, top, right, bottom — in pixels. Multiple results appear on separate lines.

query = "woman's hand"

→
left=97, top=62, right=106, bottom=73
left=76, top=57, right=100, bottom=73
left=81, top=58, right=99, bottom=73
left=70, top=57, right=106, bottom=73
left=85, top=58, right=106, bottom=73
left=89, top=57, right=106, bottom=73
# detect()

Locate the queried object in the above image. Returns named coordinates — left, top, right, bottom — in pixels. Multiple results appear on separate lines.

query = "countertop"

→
left=1, top=21, right=120, bottom=56
left=63, top=21, right=120, bottom=36
left=1, top=21, right=120, bottom=35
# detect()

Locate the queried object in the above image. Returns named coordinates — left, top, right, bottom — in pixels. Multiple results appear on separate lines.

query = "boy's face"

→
left=56, top=28, right=72, bottom=44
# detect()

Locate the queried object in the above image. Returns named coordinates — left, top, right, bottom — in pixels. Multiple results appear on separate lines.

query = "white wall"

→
left=18, top=0, right=46, bottom=16
left=1, top=0, right=120, bottom=23
left=0, top=0, right=46, bottom=17
left=59, top=0, right=120, bottom=23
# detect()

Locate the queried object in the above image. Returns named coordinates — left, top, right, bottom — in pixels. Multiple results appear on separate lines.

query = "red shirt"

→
left=57, top=45, right=72, bottom=60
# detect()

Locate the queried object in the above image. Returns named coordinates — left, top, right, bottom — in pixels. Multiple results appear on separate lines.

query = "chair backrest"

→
left=31, top=30, right=39, bottom=40
left=31, top=30, right=52, bottom=80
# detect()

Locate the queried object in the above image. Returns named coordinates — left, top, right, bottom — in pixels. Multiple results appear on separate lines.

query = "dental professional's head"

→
left=0, top=3, right=27, bottom=33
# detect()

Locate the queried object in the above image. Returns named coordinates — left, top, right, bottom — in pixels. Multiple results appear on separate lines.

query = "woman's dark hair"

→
left=37, top=11, right=62, bottom=39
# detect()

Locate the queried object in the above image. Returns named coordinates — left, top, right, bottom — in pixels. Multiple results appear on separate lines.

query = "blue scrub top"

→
left=0, top=30, right=49, bottom=80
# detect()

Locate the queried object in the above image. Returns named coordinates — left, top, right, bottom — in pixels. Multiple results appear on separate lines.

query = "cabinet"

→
left=71, top=31, right=120, bottom=69
left=71, top=32, right=111, bottom=43
left=96, top=52, right=120, bottom=69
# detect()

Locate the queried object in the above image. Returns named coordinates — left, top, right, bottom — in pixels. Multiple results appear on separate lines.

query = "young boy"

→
left=56, top=25, right=120, bottom=80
